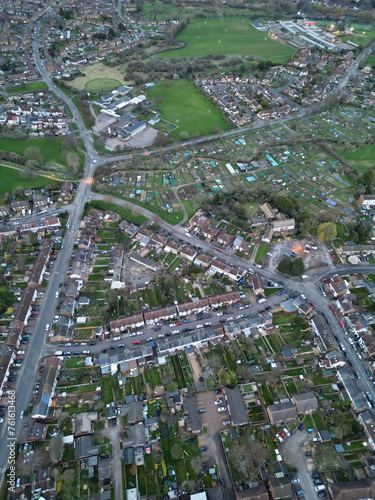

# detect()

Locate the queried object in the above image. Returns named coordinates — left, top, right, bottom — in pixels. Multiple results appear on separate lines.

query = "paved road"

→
left=282, top=429, right=316, bottom=500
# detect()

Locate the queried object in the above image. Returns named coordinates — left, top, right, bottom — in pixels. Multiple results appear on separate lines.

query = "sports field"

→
left=68, top=62, right=126, bottom=90
left=0, top=166, right=52, bottom=195
left=161, top=18, right=294, bottom=60
left=147, top=79, right=229, bottom=138
left=339, top=145, right=375, bottom=174
left=84, top=78, right=122, bottom=91
left=341, top=34, right=374, bottom=46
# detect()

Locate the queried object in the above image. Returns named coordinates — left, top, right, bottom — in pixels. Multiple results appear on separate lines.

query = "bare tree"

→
left=49, top=434, right=64, bottom=464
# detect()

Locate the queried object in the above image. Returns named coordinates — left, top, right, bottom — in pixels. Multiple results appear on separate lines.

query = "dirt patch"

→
left=264, top=238, right=333, bottom=274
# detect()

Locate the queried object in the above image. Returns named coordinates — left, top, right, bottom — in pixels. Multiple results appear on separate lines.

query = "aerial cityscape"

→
left=0, top=0, right=375, bottom=499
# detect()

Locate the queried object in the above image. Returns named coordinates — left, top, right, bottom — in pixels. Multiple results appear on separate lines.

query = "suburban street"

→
left=0, top=12, right=374, bottom=496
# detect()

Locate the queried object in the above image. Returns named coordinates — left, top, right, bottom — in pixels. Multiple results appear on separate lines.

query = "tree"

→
left=291, top=257, right=305, bottom=276
left=208, top=353, right=222, bottom=373
left=66, top=151, right=80, bottom=174
left=171, top=444, right=183, bottom=460
left=166, top=381, right=178, bottom=392
left=24, top=146, right=44, bottom=166
left=274, top=195, right=296, bottom=216
left=61, top=469, right=76, bottom=498
left=154, top=130, right=167, bottom=147
left=361, top=168, right=374, bottom=188
left=179, top=131, right=190, bottom=141
left=218, top=368, right=238, bottom=387
left=317, top=222, right=337, bottom=242
left=278, top=256, right=292, bottom=274
left=49, top=434, right=64, bottom=464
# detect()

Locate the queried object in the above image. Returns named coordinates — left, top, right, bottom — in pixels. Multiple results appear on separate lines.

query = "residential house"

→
left=144, top=306, right=177, bottom=326
left=164, top=240, right=182, bottom=255
left=292, top=392, right=318, bottom=413
left=262, top=225, right=274, bottom=243
left=217, top=233, right=235, bottom=247
left=129, top=253, right=159, bottom=271
left=194, top=253, right=212, bottom=268
left=202, top=226, right=219, bottom=240
left=177, top=299, right=210, bottom=317
left=252, top=273, right=264, bottom=296
left=235, top=485, right=268, bottom=500
left=359, top=194, right=375, bottom=208
left=110, top=313, right=145, bottom=332
left=136, top=227, right=153, bottom=246
left=358, top=410, right=375, bottom=451
left=266, top=401, right=297, bottom=424
left=328, top=478, right=375, bottom=500
left=269, top=477, right=293, bottom=500
left=362, top=335, right=375, bottom=359
left=209, top=259, right=243, bottom=281
left=319, top=350, right=346, bottom=369
left=184, top=395, right=202, bottom=434
left=209, top=291, right=241, bottom=309
left=180, top=246, right=197, bottom=261
left=328, top=276, right=348, bottom=297
left=31, top=356, right=61, bottom=419
left=272, top=218, right=295, bottom=232
left=223, top=386, right=248, bottom=426
left=336, top=296, right=356, bottom=316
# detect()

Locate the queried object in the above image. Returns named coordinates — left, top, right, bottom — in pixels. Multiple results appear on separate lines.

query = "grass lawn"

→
left=85, top=78, right=122, bottom=91
left=0, top=136, right=81, bottom=171
left=341, top=34, right=375, bottom=46
left=0, top=166, right=54, bottom=195
left=339, top=145, right=375, bottom=174
left=170, top=355, right=186, bottom=388
left=6, top=81, right=47, bottom=94
left=161, top=18, right=295, bottom=60
left=146, top=79, right=228, bottom=139
left=255, top=244, right=270, bottom=264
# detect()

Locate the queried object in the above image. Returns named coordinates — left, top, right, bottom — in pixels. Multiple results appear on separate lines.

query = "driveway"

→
left=196, top=391, right=229, bottom=434
left=282, top=428, right=316, bottom=500
left=99, top=419, right=124, bottom=500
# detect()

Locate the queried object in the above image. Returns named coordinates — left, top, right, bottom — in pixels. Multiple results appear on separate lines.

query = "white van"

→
left=258, top=298, right=267, bottom=304
left=302, top=275, right=308, bottom=279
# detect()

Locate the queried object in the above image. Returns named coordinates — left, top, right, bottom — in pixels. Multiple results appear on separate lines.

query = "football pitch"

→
left=161, top=18, right=295, bottom=60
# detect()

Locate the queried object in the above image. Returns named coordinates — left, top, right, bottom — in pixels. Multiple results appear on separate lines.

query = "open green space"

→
left=0, top=136, right=82, bottom=171
left=341, top=34, right=375, bottom=46
left=0, top=166, right=54, bottom=195
left=161, top=18, right=295, bottom=60
left=6, top=81, right=47, bottom=94
left=339, top=145, right=375, bottom=174
left=255, top=244, right=270, bottom=264
left=147, top=79, right=228, bottom=138
left=85, top=78, right=122, bottom=91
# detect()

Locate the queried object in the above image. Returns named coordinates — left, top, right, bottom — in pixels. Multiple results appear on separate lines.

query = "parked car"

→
left=199, top=446, right=207, bottom=452
left=291, top=478, right=300, bottom=484
left=198, top=408, right=206, bottom=413
left=214, top=399, right=223, bottom=405
left=218, top=407, right=227, bottom=412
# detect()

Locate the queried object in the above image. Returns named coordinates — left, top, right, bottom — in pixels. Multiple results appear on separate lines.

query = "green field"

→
left=161, top=18, right=295, bottom=60
left=6, top=81, right=47, bottom=94
left=147, top=79, right=228, bottom=138
left=85, top=78, right=122, bottom=91
left=0, top=166, right=53, bottom=194
left=341, top=34, right=375, bottom=46
left=0, top=137, right=67, bottom=165
left=339, top=145, right=375, bottom=174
